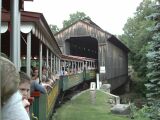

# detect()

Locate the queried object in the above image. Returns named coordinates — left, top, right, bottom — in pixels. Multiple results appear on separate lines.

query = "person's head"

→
left=1, top=56, right=20, bottom=106
left=32, top=67, right=39, bottom=77
left=42, top=66, right=47, bottom=75
left=19, top=72, right=31, bottom=100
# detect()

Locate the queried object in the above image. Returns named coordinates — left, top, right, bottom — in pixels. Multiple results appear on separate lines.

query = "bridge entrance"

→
left=65, top=36, right=98, bottom=60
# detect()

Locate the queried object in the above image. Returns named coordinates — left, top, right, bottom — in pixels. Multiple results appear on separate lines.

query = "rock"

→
left=100, top=84, right=111, bottom=93
left=108, top=98, right=115, bottom=104
left=111, top=104, right=130, bottom=115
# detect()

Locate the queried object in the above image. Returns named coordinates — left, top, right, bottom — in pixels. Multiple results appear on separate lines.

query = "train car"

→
left=1, top=10, right=61, bottom=120
left=30, top=81, right=59, bottom=120
left=56, top=54, right=97, bottom=104
left=1, top=1, right=98, bottom=120
left=1, top=9, right=97, bottom=120
left=60, top=54, right=85, bottom=91
left=59, top=55, right=97, bottom=91
left=83, top=57, right=97, bottom=81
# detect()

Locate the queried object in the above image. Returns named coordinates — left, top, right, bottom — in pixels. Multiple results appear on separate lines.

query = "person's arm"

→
left=34, top=82, right=47, bottom=94
left=41, top=82, right=53, bottom=89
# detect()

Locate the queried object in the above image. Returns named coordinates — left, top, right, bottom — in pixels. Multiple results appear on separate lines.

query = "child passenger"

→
left=1, top=56, right=30, bottom=120
left=19, top=72, right=31, bottom=113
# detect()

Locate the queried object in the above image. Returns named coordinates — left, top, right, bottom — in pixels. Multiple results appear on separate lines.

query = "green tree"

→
left=145, top=0, right=160, bottom=119
left=49, top=24, right=60, bottom=34
left=119, top=0, right=155, bottom=79
left=145, top=0, right=160, bottom=101
left=63, top=11, right=91, bottom=28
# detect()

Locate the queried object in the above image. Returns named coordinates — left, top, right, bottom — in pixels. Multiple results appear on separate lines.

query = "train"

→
left=1, top=9, right=97, bottom=120
left=1, top=1, right=129, bottom=120
left=30, top=55, right=97, bottom=120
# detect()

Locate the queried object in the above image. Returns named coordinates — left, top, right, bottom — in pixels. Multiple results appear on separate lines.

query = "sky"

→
left=24, top=0, right=143, bottom=35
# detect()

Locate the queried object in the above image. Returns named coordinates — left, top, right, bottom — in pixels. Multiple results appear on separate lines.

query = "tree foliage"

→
left=49, top=11, right=90, bottom=34
left=62, top=11, right=91, bottom=28
left=49, top=24, right=60, bottom=34
left=119, top=0, right=155, bottom=79
left=145, top=0, right=160, bottom=101
left=119, top=0, right=160, bottom=119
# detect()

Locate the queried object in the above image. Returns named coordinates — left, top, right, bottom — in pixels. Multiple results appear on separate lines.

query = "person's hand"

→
left=41, top=83, right=53, bottom=89
left=22, top=99, right=30, bottom=113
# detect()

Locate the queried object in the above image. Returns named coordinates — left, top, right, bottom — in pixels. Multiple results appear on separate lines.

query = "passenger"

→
left=51, top=73, right=56, bottom=82
left=32, top=67, right=40, bottom=83
left=55, top=71, right=60, bottom=80
left=74, top=67, right=77, bottom=74
left=1, top=56, right=30, bottom=120
left=42, top=66, right=51, bottom=80
left=60, top=67, right=65, bottom=76
left=31, top=67, right=47, bottom=94
left=64, top=69, right=68, bottom=75
left=48, top=68, right=55, bottom=82
left=42, top=66, right=53, bottom=87
left=19, top=72, right=31, bottom=114
left=51, top=71, right=59, bottom=82
left=77, top=68, right=82, bottom=73
left=42, top=66, right=48, bottom=82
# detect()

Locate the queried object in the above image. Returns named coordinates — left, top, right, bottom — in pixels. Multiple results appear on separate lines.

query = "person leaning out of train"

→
left=55, top=70, right=60, bottom=80
left=19, top=71, right=32, bottom=114
left=73, top=67, right=77, bottom=74
left=50, top=71, right=60, bottom=83
left=60, top=67, right=65, bottom=76
left=64, top=68, right=68, bottom=75
left=77, top=68, right=82, bottom=73
left=41, top=66, right=53, bottom=88
left=1, top=56, right=30, bottom=120
left=32, top=67, right=40, bottom=83
left=50, top=72, right=57, bottom=83
left=31, top=67, right=47, bottom=94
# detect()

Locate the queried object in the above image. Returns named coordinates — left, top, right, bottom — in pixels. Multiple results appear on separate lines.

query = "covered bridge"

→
left=54, top=18, right=129, bottom=90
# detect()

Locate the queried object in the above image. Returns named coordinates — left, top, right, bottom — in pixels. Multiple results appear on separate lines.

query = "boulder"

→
left=100, top=84, right=111, bottom=93
left=111, top=104, right=130, bottom=115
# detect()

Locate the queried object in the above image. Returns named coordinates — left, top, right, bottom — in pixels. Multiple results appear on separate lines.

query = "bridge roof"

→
left=54, top=18, right=130, bottom=53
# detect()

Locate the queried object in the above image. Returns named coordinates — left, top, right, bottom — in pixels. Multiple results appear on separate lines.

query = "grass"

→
left=53, top=90, right=129, bottom=120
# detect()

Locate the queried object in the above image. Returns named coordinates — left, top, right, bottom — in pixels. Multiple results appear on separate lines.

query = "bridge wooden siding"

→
left=102, top=38, right=128, bottom=90
left=54, top=18, right=129, bottom=90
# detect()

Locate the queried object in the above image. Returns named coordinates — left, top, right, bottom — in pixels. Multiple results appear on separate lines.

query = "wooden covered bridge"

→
left=54, top=18, right=130, bottom=91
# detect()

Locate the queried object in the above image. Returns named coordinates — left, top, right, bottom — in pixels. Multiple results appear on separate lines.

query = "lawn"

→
left=53, top=90, right=129, bottom=120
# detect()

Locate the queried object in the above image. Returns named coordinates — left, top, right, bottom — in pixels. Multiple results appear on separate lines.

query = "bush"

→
left=129, top=100, right=160, bottom=120
left=129, top=103, right=150, bottom=120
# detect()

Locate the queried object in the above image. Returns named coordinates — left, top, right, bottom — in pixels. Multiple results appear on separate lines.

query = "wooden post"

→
left=39, top=42, right=42, bottom=82
left=90, top=82, right=96, bottom=104
left=96, top=73, right=100, bottom=90
left=50, top=53, right=52, bottom=74
left=10, top=0, right=20, bottom=69
left=27, top=32, right=31, bottom=77
left=0, top=0, right=1, bottom=50
left=46, top=48, right=48, bottom=77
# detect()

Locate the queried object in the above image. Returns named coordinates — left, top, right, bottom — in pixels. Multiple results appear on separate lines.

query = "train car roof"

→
left=2, top=10, right=62, bottom=56
left=61, top=54, right=84, bottom=62
left=61, top=54, right=96, bottom=62
left=2, top=0, right=33, bottom=11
